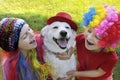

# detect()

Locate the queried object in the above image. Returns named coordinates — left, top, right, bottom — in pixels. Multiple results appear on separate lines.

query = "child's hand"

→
left=56, top=47, right=74, bottom=60
left=57, top=75, right=73, bottom=80
left=67, top=70, right=76, bottom=76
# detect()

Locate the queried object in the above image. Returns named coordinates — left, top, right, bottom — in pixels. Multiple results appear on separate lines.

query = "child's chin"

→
left=85, top=44, right=95, bottom=50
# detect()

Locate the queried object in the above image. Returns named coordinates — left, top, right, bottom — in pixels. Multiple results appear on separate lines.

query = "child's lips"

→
left=87, top=40, right=94, bottom=45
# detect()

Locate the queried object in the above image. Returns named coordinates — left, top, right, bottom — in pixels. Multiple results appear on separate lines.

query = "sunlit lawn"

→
left=0, top=0, right=120, bottom=80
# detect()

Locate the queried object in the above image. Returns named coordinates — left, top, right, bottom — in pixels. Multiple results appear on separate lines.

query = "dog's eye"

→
left=65, top=26, right=70, bottom=29
left=53, top=26, right=58, bottom=29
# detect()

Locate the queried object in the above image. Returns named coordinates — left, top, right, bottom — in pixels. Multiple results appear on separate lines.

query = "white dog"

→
left=41, top=21, right=77, bottom=80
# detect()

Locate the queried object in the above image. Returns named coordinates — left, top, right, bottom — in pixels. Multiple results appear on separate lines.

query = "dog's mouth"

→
left=53, top=37, right=70, bottom=49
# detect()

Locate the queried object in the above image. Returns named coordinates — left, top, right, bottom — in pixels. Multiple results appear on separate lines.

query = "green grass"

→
left=0, top=0, right=120, bottom=80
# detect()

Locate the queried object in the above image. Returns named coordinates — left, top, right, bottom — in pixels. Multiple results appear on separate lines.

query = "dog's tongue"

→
left=57, top=39, right=67, bottom=48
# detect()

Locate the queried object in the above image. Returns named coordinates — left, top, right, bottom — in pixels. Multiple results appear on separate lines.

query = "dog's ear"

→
left=41, top=25, right=49, bottom=36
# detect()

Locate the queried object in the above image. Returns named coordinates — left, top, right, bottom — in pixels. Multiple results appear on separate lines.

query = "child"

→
left=58, top=5, right=120, bottom=80
left=0, top=18, right=50, bottom=80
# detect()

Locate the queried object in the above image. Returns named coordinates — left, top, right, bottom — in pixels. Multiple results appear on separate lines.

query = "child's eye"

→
left=28, top=28, right=30, bottom=31
left=95, top=35, right=102, bottom=40
left=22, top=33, right=27, bottom=39
left=87, top=29, right=92, bottom=33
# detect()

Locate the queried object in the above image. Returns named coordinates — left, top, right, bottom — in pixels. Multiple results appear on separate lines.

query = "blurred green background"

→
left=0, top=0, right=120, bottom=80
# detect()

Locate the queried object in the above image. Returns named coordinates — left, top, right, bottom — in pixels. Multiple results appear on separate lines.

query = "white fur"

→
left=41, top=21, right=76, bottom=80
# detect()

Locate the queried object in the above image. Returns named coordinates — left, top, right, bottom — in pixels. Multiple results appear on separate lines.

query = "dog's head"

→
left=41, top=21, right=76, bottom=53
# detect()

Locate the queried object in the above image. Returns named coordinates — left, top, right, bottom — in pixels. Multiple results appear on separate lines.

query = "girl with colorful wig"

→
left=59, top=5, right=120, bottom=80
left=0, top=18, right=51, bottom=80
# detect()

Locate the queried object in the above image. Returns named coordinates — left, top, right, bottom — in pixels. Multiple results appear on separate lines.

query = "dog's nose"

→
left=60, top=30, right=67, bottom=37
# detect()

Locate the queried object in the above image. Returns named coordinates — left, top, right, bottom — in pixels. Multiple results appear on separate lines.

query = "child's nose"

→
left=87, top=33, right=93, bottom=40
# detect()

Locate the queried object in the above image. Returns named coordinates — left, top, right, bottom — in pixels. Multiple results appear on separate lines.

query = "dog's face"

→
left=41, top=21, right=76, bottom=53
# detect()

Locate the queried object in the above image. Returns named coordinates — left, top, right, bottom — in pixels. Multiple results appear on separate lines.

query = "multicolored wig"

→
left=0, top=18, right=51, bottom=80
left=81, top=5, right=120, bottom=52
